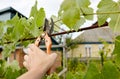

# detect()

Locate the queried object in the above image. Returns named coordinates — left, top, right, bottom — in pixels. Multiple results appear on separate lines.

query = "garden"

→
left=0, top=0, right=120, bottom=79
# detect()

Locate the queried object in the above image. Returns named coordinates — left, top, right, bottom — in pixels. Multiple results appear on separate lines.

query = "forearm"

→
left=17, top=68, right=45, bottom=79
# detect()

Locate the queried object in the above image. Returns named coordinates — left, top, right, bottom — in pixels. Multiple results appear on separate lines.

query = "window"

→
left=85, top=45, right=92, bottom=57
left=98, top=45, right=104, bottom=50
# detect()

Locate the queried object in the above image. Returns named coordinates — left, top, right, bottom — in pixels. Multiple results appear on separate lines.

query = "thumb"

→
left=49, top=53, right=57, bottom=66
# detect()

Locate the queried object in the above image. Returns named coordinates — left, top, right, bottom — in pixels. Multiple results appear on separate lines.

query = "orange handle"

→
left=34, top=33, right=52, bottom=54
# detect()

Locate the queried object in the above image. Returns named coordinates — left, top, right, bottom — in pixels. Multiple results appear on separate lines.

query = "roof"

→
left=0, top=7, right=27, bottom=19
left=74, top=26, right=114, bottom=44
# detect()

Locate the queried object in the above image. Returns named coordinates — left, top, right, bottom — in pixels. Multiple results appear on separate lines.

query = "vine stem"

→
left=83, top=11, right=120, bottom=15
left=4, top=22, right=108, bottom=44
left=54, top=19, right=62, bottom=23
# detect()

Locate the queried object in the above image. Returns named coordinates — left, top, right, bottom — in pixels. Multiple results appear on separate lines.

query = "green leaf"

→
left=76, top=0, right=90, bottom=7
left=30, top=1, right=38, bottom=17
left=74, top=17, right=85, bottom=30
left=59, top=0, right=93, bottom=29
left=97, top=0, right=119, bottom=26
left=5, top=67, right=20, bottom=79
left=9, top=60, right=20, bottom=71
left=66, top=71, right=74, bottom=79
left=59, top=0, right=81, bottom=29
left=30, top=1, right=45, bottom=27
left=113, top=36, right=120, bottom=67
left=26, top=21, right=42, bottom=37
left=83, top=62, right=100, bottom=79
left=77, top=0, right=93, bottom=20
left=2, top=43, right=16, bottom=58
left=12, top=17, right=25, bottom=41
left=51, top=15, right=62, bottom=32
left=81, top=7, right=93, bottom=20
left=61, top=7, right=80, bottom=28
left=101, top=61, right=120, bottom=79
left=109, top=14, right=120, bottom=32
left=36, top=8, right=45, bottom=27
left=59, top=0, right=76, bottom=12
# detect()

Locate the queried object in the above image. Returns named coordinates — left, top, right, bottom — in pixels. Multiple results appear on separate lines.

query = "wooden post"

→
left=63, top=37, right=66, bottom=79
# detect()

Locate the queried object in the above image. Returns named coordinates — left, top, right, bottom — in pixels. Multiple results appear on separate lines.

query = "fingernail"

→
left=23, top=48, right=29, bottom=54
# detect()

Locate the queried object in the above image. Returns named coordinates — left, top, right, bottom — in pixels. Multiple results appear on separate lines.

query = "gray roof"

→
left=0, top=7, right=27, bottom=21
left=74, top=26, right=115, bottom=43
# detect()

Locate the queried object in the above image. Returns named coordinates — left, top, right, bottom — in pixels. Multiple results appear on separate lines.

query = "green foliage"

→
left=0, top=1, right=45, bottom=79
left=59, top=0, right=93, bottom=29
left=30, top=1, right=45, bottom=27
left=50, top=15, right=62, bottom=32
left=113, top=35, right=120, bottom=68
left=46, top=73, right=60, bottom=79
left=0, top=60, right=26, bottom=79
left=83, top=62, right=100, bottom=79
left=101, top=61, right=120, bottom=79
left=0, top=1, right=45, bottom=58
left=0, top=0, right=120, bottom=79
left=97, top=0, right=120, bottom=32
left=66, top=37, right=78, bottom=51
left=76, top=0, right=93, bottom=20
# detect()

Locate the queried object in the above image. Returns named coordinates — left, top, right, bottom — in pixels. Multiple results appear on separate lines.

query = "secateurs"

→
left=24, top=18, right=54, bottom=54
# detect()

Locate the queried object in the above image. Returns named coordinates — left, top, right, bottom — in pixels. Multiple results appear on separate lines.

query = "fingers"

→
left=28, top=44, right=38, bottom=52
left=23, top=61, right=27, bottom=68
left=24, top=55, right=29, bottom=62
left=23, top=55, right=30, bottom=70
left=49, top=53, right=57, bottom=65
left=44, top=33, right=49, bottom=38
left=35, top=37, right=41, bottom=47
left=28, top=44, right=46, bottom=56
left=23, top=61, right=29, bottom=70
left=50, top=53, right=57, bottom=60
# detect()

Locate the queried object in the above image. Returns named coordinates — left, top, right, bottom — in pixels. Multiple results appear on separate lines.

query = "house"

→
left=0, top=7, right=26, bottom=21
left=68, top=22, right=115, bottom=60
left=0, top=7, right=62, bottom=70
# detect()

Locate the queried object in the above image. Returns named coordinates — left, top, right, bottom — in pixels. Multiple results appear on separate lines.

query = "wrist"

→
left=29, top=67, right=45, bottom=79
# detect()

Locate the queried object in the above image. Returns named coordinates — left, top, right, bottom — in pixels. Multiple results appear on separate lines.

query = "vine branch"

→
left=4, top=22, right=108, bottom=44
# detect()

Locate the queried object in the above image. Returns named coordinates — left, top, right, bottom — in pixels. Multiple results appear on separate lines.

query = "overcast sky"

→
left=0, top=0, right=102, bottom=18
left=0, top=0, right=63, bottom=18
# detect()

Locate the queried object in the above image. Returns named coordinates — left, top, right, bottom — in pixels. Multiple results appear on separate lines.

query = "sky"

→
left=0, top=0, right=102, bottom=39
left=0, top=0, right=102, bottom=18
left=0, top=0, right=63, bottom=18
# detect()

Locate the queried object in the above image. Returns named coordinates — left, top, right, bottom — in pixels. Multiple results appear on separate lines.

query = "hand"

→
left=23, top=44, right=57, bottom=71
left=18, top=44, right=57, bottom=79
